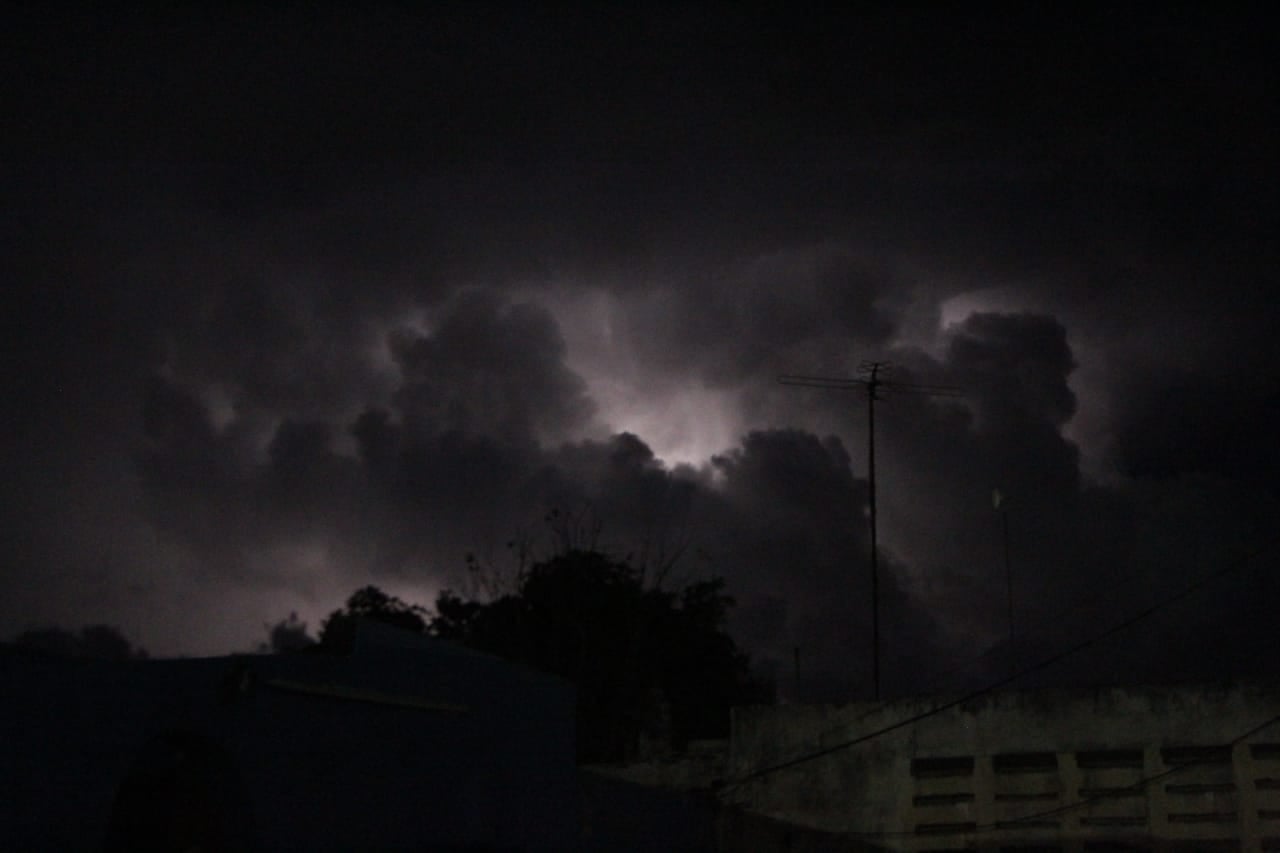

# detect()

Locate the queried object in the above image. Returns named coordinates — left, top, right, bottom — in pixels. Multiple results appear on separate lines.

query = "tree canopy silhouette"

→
left=11, top=624, right=148, bottom=660
left=258, top=612, right=315, bottom=654
left=432, top=548, right=771, bottom=763
left=316, top=585, right=428, bottom=653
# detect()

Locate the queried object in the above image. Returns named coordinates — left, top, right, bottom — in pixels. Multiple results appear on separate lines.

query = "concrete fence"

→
left=726, top=681, right=1280, bottom=852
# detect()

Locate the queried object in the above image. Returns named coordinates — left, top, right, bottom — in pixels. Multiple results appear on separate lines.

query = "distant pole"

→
left=780, top=363, right=962, bottom=702
left=865, top=362, right=882, bottom=700
left=793, top=645, right=802, bottom=701
left=993, top=489, right=1014, bottom=677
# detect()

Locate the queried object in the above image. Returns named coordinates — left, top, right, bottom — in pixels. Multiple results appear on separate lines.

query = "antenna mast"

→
left=780, top=362, right=963, bottom=700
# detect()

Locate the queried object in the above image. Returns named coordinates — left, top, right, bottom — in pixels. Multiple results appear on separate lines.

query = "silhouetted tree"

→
left=11, top=624, right=148, bottom=660
left=316, top=585, right=428, bottom=653
left=257, top=612, right=315, bottom=653
left=432, top=548, right=771, bottom=763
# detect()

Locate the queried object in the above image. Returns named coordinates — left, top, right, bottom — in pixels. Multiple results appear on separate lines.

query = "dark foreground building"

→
left=2, top=621, right=579, bottom=851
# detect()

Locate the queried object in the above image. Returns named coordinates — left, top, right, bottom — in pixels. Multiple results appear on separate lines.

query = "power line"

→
left=838, top=701, right=1280, bottom=841
left=779, top=362, right=964, bottom=701
left=924, top=520, right=1278, bottom=696
left=726, top=531, right=1270, bottom=789
left=722, top=532, right=1280, bottom=791
left=984, top=706, right=1280, bottom=832
left=912, top=545, right=1200, bottom=694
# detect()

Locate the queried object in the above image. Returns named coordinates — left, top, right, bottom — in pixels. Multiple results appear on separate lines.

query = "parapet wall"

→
left=727, top=682, right=1280, bottom=851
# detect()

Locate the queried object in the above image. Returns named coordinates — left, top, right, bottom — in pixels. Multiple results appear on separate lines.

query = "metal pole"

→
left=779, top=365, right=962, bottom=703
left=1002, top=507, right=1013, bottom=677
left=867, top=365, right=880, bottom=701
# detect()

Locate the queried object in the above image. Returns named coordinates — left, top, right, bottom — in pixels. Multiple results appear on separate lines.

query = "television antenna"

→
left=780, top=361, right=964, bottom=700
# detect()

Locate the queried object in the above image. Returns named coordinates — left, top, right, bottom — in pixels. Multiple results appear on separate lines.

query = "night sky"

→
left=4, top=7, right=1277, bottom=699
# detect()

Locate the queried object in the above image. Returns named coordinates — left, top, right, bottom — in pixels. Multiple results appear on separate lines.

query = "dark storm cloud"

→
left=946, top=313, right=1077, bottom=431
left=524, top=427, right=948, bottom=701
left=850, top=311, right=1280, bottom=693
left=706, top=430, right=870, bottom=661
left=138, top=377, right=364, bottom=580
left=611, top=246, right=907, bottom=388
left=699, top=429, right=943, bottom=699
left=133, top=292, right=593, bottom=572
left=1109, top=372, right=1280, bottom=494
left=868, top=316, right=1134, bottom=668
left=389, top=291, right=597, bottom=445
left=733, top=314, right=1096, bottom=683
left=543, top=432, right=701, bottom=564
left=130, top=286, right=943, bottom=692
left=4, top=5, right=1279, bottom=691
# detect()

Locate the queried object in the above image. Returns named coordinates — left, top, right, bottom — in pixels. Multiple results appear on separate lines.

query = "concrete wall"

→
left=584, top=738, right=730, bottom=791
left=726, top=681, right=1280, bottom=852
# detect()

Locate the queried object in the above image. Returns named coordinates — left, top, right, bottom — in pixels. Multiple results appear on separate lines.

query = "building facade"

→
left=2, top=621, right=579, bottom=851
left=726, top=682, right=1280, bottom=851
